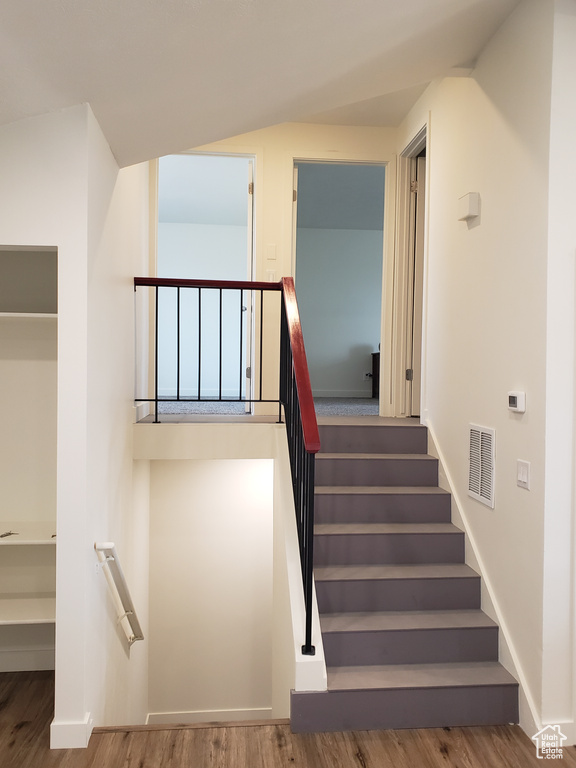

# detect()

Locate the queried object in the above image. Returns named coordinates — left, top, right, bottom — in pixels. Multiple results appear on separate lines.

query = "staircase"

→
left=290, top=418, right=518, bottom=732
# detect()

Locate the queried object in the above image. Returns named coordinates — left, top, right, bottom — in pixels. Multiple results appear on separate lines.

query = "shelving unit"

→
left=0, top=246, right=57, bottom=671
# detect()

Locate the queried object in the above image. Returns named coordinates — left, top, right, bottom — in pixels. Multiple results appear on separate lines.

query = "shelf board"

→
left=0, top=594, right=56, bottom=625
left=0, top=521, right=56, bottom=545
left=0, top=312, right=57, bottom=319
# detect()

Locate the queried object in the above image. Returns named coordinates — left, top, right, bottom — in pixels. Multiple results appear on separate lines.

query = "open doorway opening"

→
left=155, top=153, right=255, bottom=415
left=293, top=162, right=385, bottom=417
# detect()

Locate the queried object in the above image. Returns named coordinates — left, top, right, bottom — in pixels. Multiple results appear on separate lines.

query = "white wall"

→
left=296, top=228, right=382, bottom=397
left=148, top=459, right=273, bottom=723
left=0, top=106, right=92, bottom=747
left=85, top=110, right=151, bottom=730
left=542, top=0, right=576, bottom=734
left=0, top=105, right=150, bottom=747
left=398, top=0, right=554, bottom=734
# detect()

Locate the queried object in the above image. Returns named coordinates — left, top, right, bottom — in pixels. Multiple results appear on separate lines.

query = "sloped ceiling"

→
left=0, top=0, right=520, bottom=167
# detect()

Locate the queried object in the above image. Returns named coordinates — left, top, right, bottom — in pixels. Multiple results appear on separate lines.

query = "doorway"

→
left=391, top=127, right=427, bottom=419
left=293, top=162, right=385, bottom=414
left=156, top=153, right=255, bottom=411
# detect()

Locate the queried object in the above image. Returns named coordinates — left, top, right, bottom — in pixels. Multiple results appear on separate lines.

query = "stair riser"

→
left=316, top=577, right=481, bottom=613
left=322, top=626, right=499, bottom=666
left=316, top=457, right=438, bottom=487
left=318, top=425, right=428, bottom=454
left=315, top=493, right=451, bottom=524
left=290, top=685, right=519, bottom=733
left=314, top=532, right=464, bottom=566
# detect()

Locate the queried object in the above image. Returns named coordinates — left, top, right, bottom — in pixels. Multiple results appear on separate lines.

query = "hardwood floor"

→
left=2, top=671, right=576, bottom=768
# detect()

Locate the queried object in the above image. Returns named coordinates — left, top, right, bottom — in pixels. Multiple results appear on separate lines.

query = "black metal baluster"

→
left=176, top=286, right=181, bottom=403
left=219, top=288, right=223, bottom=401
left=197, top=288, right=202, bottom=400
left=239, top=289, right=244, bottom=400
left=154, top=285, right=159, bottom=423
left=259, top=289, right=264, bottom=402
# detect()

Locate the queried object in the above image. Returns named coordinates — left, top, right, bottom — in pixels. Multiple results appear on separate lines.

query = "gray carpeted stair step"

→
left=315, top=563, right=481, bottom=612
left=314, top=522, right=464, bottom=565
left=291, top=661, right=518, bottom=732
left=318, top=423, right=428, bottom=454
left=320, top=609, right=499, bottom=666
left=315, top=453, right=438, bottom=487
left=315, top=485, right=452, bottom=524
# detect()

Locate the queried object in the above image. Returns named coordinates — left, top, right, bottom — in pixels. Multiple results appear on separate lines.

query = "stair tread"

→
left=318, top=453, right=436, bottom=460
left=320, top=610, right=497, bottom=633
left=315, top=563, right=478, bottom=581
left=326, top=661, right=517, bottom=691
left=317, top=416, right=425, bottom=427
left=315, top=485, right=449, bottom=495
left=315, top=522, right=461, bottom=535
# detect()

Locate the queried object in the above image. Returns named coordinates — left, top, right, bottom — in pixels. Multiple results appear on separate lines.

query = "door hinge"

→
left=246, top=366, right=251, bottom=379
left=405, top=368, right=413, bottom=381
left=293, top=189, right=297, bottom=202
left=410, top=180, right=419, bottom=194
left=248, top=182, right=254, bottom=195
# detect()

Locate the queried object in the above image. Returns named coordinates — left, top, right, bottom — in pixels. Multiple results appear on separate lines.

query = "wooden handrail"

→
left=134, top=276, right=282, bottom=291
left=281, top=277, right=321, bottom=455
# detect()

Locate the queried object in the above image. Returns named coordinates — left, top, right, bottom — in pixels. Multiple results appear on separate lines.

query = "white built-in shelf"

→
left=0, top=312, right=57, bottom=319
left=0, top=594, right=56, bottom=625
left=0, top=521, right=56, bottom=545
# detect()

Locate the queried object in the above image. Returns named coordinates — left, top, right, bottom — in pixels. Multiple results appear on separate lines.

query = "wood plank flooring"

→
left=2, top=671, right=576, bottom=768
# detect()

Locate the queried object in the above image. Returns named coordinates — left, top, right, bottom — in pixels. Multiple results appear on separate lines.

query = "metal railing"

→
left=94, top=542, right=144, bottom=646
left=134, top=275, right=320, bottom=654
left=280, top=278, right=320, bottom=655
left=134, top=277, right=283, bottom=421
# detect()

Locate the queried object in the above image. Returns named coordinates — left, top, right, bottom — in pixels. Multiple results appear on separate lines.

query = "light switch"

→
left=517, top=460, right=530, bottom=490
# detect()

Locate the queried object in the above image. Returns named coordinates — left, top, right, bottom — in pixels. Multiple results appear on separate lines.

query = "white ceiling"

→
left=0, top=0, right=520, bottom=167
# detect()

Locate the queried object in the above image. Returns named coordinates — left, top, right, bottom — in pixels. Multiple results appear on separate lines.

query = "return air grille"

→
left=468, top=424, right=495, bottom=508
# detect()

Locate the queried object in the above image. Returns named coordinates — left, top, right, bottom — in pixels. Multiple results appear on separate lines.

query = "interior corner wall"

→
left=397, top=0, right=554, bottom=732
left=147, top=459, right=273, bottom=723
left=85, top=109, right=151, bottom=729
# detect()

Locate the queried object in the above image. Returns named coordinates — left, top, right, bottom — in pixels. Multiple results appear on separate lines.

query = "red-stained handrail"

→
left=134, top=276, right=282, bottom=292
left=281, top=277, right=321, bottom=455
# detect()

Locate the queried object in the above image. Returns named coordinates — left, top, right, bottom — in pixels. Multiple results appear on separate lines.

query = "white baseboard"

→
left=133, top=402, right=151, bottom=422
left=312, top=390, right=372, bottom=398
left=50, top=713, right=93, bottom=749
left=146, top=707, right=272, bottom=726
left=0, top=646, right=55, bottom=672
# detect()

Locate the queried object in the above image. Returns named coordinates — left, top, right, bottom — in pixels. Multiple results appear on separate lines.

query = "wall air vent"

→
left=468, top=424, right=495, bottom=508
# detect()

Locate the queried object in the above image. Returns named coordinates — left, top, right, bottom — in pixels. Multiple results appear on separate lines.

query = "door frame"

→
left=290, top=157, right=390, bottom=404
left=151, top=151, right=257, bottom=407
left=389, top=124, right=428, bottom=418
